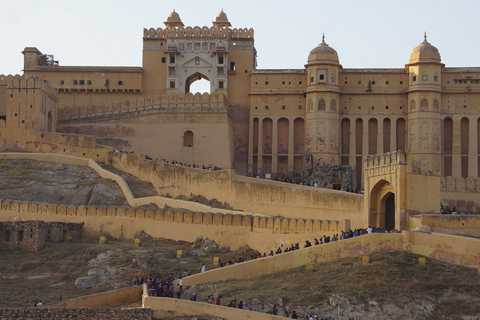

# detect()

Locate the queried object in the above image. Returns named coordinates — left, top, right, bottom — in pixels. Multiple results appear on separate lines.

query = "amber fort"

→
left=0, top=9, right=480, bottom=318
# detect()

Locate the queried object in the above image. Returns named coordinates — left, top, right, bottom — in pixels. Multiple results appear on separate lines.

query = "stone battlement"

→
left=0, top=74, right=57, bottom=97
left=364, top=151, right=407, bottom=169
left=0, top=199, right=348, bottom=236
left=143, top=26, right=254, bottom=40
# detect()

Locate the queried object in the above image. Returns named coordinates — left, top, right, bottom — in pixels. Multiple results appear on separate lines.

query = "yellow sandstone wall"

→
left=142, top=287, right=286, bottom=320
left=107, top=152, right=365, bottom=227
left=0, top=199, right=348, bottom=253
left=46, top=286, right=143, bottom=308
left=173, top=231, right=480, bottom=292
left=408, top=214, right=480, bottom=237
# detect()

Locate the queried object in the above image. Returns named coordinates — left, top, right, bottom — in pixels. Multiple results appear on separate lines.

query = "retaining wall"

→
left=45, top=285, right=143, bottom=308
left=409, top=214, right=480, bottom=237
left=173, top=231, right=480, bottom=291
left=142, top=285, right=284, bottom=320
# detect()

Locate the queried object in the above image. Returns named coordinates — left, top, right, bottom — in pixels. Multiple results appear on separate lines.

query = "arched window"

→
left=47, top=111, right=53, bottom=132
left=433, top=100, right=439, bottom=111
left=308, top=99, right=313, bottom=111
left=330, top=99, right=336, bottom=112
left=183, top=130, right=193, bottom=147
left=318, top=99, right=325, bottom=111
left=420, top=99, right=428, bottom=111
left=411, top=100, right=416, bottom=111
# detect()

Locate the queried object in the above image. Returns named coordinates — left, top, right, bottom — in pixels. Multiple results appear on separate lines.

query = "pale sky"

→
left=1, top=0, right=479, bottom=84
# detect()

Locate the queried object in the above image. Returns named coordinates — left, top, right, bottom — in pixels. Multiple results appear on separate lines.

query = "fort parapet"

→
left=143, top=26, right=254, bottom=40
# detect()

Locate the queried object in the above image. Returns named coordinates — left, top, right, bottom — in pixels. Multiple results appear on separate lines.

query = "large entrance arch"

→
left=368, top=179, right=395, bottom=230
left=185, top=72, right=210, bottom=94
left=363, top=152, right=408, bottom=231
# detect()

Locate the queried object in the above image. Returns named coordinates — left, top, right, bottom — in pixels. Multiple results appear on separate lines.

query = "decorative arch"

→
left=308, top=99, right=313, bottom=112
left=330, top=99, right=336, bottom=112
left=420, top=99, right=428, bottom=111
left=185, top=72, right=210, bottom=94
left=318, top=99, right=325, bottom=111
left=433, top=99, right=439, bottom=111
left=410, top=99, right=416, bottom=111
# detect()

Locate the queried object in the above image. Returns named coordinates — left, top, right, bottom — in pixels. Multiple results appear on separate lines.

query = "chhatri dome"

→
left=164, top=10, right=184, bottom=27
left=213, top=9, right=232, bottom=27
left=409, top=33, right=441, bottom=64
left=308, top=34, right=339, bottom=64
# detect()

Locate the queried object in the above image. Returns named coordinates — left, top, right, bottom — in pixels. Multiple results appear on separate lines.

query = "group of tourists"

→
left=166, top=159, right=221, bottom=171
left=266, top=226, right=394, bottom=256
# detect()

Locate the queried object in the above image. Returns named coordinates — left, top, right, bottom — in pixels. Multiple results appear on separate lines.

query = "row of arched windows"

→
left=411, top=98, right=439, bottom=112
left=307, top=99, right=336, bottom=112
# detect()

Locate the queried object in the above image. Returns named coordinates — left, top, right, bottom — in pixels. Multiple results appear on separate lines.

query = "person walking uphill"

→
left=201, top=263, right=206, bottom=273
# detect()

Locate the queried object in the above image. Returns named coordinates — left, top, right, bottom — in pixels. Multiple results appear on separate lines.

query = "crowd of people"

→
left=166, top=159, right=222, bottom=171
left=266, top=226, right=395, bottom=256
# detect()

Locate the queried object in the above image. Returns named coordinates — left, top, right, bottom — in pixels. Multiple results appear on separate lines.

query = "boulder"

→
left=75, top=276, right=96, bottom=289
left=193, top=237, right=203, bottom=248
left=217, top=245, right=230, bottom=253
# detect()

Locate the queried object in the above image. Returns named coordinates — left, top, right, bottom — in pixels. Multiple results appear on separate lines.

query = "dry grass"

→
left=190, top=251, right=480, bottom=319
left=0, top=238, right=256, bottom=308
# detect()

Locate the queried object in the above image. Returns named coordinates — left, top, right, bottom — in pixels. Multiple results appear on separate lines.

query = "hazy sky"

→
left=1, top=0, right=479, bottom=78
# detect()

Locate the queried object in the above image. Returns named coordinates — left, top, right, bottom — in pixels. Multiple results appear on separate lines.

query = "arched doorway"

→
left=185, top=72, right=210, bottom=94
left=369, top=179, right=395, bottom=229
left=384, top=193, right=395, bottom=230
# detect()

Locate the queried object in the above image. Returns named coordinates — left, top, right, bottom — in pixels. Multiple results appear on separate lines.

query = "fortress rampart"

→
left=0, top=74, right=58, bottom=97
left=0, top=198, right=349, bottom=253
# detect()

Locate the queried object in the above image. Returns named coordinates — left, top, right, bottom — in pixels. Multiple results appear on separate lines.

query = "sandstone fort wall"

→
left=409, top=214, right=480, bottom=237
left=0, top=199, right=348, bottom=253
left=107, top=152, right=365, bottom=227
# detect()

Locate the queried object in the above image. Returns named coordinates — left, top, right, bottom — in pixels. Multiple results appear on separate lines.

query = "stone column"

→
left=288, top=117, right=294, bottom=174
left=272, top=117, right=278, bottom=175
left=452, top=117, right=462, bottom=177
left=248, top=117, right=254, bottom=172
left=257, top=117, right=263, bottom=175
left=391, top=117, right=397, bottom=151
left=377, top=116, right=384, bottom=154
left=469, top=116, right=478, bottom=177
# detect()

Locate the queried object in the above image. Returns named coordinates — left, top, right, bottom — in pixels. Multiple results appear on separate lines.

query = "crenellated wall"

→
left=143, top=26, right=254, bottom=40
left=0, top=198, right=349, bottom=252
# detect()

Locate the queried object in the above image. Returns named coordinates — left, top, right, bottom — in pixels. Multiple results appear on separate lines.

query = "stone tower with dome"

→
left=305, top=35, right=341, bottom=167
left=406, top=34, right=443, bottom=177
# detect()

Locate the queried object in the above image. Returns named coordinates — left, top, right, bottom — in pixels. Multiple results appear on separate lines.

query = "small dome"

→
left=308, top=35, right=339, bottom=64
left=213, top=10, right=232, bottom=27
left=164, top=10, right=184, bottom=27
left=409, top=34, right=441, bottom=64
